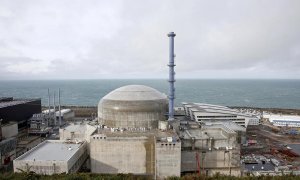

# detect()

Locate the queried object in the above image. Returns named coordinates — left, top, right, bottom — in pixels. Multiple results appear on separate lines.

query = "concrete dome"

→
left=98, top=85, right=168, bottom=129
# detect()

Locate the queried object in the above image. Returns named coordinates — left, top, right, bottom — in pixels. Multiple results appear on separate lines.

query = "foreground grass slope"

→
left=1, top=173, right=300, bottom=180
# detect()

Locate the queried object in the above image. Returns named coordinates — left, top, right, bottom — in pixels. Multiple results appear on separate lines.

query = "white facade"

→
left=55, top=109, right=75, bottom=121
left=263, top=114, right=300, bottom=127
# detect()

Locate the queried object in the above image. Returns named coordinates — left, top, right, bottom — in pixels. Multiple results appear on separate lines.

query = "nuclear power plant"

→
left=13, top=32, right=245, bottom=178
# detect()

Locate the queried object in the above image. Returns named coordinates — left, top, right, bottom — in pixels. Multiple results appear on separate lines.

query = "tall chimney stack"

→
left=167, top=32, right=176, bottom=121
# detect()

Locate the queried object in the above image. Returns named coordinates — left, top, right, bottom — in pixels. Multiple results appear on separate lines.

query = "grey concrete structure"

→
left=98, top=85, right=168, bottom=129
left=1, top=122, right=18, bottom=139
left=14, top=140, right=87, bottom=174
left=59, top=123, right=96, bottom=155
left=155, top=135, right=181, bottom=178
left=179, top=122, right=241, bottom=176
left=90, top=129, right=181, bottom=178
left=0, top=137, right=17, bottom=168
left=59, top=123, right=96, bottom=142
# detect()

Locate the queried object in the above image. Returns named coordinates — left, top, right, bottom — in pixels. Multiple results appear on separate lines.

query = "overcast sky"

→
left=0, top=0, right=300, bottom=80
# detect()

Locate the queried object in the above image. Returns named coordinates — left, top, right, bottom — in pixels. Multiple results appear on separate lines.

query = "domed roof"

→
left=102, top=85, right=167, bottom=101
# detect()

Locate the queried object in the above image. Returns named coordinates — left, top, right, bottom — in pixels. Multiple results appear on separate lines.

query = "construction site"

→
left=241, top=113, right=300, bottom=176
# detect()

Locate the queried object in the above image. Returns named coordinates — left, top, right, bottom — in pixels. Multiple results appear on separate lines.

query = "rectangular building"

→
left=90, top=129, right=181, bottom=178
left=14, top=140, right=87, bottom=174
left=263, top=114, right=300, bottom=127
left=0, top=97, right=41, bottom=128
left=182, top=103, right=259, bottom=127
left=179, top=123, right=241, bottom=176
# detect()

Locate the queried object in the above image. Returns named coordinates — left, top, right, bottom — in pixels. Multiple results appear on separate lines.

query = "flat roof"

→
left=183, top=102, right=256, bottom=118
left=92, top=128, right=179, bottom=140
left=264, top=114, right=300, bottom=122
left=16, top=140, right=82, bottom=161
left=61, top=123, right=96, bottom=134
left=0, top=98, right=40, bottom=108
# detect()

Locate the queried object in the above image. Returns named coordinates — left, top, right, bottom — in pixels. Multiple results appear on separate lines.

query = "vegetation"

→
left=1, top=173, right=300, bottom=180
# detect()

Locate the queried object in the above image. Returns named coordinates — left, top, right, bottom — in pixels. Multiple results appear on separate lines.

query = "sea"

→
left=0, top=79, right=300, bottom=109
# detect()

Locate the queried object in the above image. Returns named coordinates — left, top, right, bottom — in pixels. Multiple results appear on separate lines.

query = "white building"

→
left=13, top=140, right=87, bottom=175
left=182, top=103, right=260, bottom=127
left=263, top=114, right=300, bottom=127
left=55, top=109, right=75, bottom=122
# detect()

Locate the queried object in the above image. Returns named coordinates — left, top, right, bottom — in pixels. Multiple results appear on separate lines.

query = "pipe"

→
left=167, top=32, right=176, bottom=121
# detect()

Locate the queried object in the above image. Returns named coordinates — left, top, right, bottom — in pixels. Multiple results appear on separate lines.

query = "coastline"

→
left=43, top=106, right=300, bottom=117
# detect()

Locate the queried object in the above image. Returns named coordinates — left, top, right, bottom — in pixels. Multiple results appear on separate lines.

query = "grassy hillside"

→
left=1, top=173, right=300, bottom=180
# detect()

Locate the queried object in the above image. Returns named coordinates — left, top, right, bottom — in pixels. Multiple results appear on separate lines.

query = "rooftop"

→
left=92, top=128, right=179, bottom=140
left=183, top=102, right=256, bottom=118
left=61, top=123, right=96, bottom=134
left=0, top=98, right=40, bottom=108
left=264, top=114, right=300, bottom=122
left=101, top=85, right=167, bottom=101
left=204, top=121, right=246, bottom=132
left=16, top=140, right=83, bottom=161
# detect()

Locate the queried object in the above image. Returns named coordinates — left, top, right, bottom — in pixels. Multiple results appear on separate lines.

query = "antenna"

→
left=167, top=32, right=176, bottom=121
left=58, top=88, right=62, bottom=127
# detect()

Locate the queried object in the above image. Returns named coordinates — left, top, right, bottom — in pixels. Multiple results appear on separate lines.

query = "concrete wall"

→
left=14, top=141, right=87, bottom=175
left=181, top=150, right=240, bottom=176
left=59, top=125, right=96, bottom=142
left=90, top=135, right=155, bottom=175
left=155, top=141, right=181, bottom=178
left=98, top=99, right=167, bottom=129
left=1, top=122, right=18, bottom=138
left=17, top=136, right=41, bottom=152
left=14, top=159, right=67, bottom=174
left=67, top=142, right=87, bottom=173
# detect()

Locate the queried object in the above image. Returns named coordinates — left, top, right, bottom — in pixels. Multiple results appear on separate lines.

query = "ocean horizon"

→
left=0, top=79, right=300, bottom=109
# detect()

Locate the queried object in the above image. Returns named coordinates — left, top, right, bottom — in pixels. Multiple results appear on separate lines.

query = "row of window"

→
left=93, top=136, right=106, bottom=140
left=161, top=143, right=176, bottom=146
left=196, top=116, right=237, bottom=118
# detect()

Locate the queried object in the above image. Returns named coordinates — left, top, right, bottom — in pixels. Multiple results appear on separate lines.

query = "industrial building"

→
left=92, top=84, right=180, bottom=178
left=98, top=85, right=168, bottom=129
left=55, top=109, right=74, bottom=122
left=0, top=137, right=17, bottom=169
left=12, top=32, right=246, bottom=178
left=263, top=114, right=300, bottom=127
left=0, top=97, right=44, bottom=170
left=11, top=87, right=244, bottom=177
left=0, top=97, right=41, bottom=128
left=179, top=121, right=242, bottom=176
left=14, top=140, right=87, bottom=174
left=182, top=103, right=260, bottom=127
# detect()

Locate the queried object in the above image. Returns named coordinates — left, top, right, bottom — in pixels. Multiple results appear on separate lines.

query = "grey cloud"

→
left=0, top=0, right=300, bottom=79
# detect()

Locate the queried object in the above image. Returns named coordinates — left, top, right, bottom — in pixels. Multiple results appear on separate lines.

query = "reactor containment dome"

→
left=98, top=85, right=168, bottom=129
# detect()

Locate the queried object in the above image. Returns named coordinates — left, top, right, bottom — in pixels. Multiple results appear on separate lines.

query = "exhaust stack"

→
left=167, top=32, right=176, bottom=121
